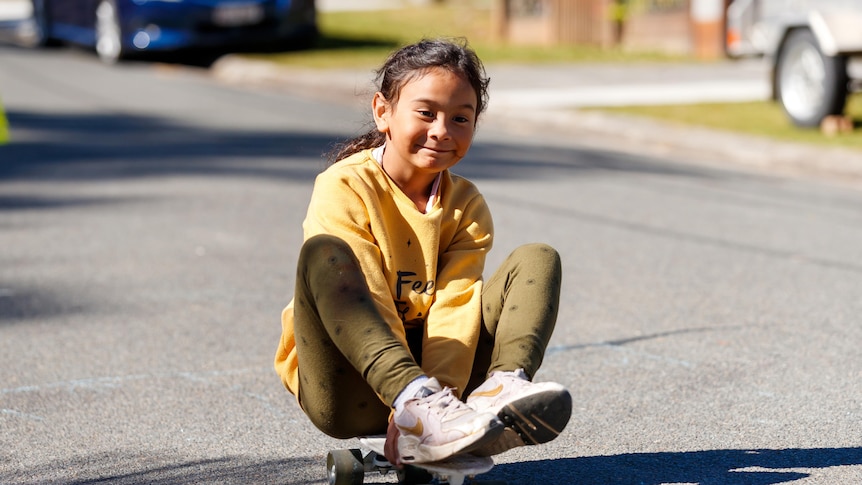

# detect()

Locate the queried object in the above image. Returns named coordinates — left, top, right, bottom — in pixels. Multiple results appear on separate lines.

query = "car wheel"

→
left=30, top=0, right=56, bottom=46
left=95, top=0, right=124, bottom=63
left=775, top=28, right=848, bottom=127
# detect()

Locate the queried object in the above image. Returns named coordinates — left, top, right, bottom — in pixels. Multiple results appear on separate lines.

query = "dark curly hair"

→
left=326, top=38, right=490, bottom=164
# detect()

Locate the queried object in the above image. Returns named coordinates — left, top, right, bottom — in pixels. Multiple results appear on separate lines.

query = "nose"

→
left=428, top=117, right=452, bottom=140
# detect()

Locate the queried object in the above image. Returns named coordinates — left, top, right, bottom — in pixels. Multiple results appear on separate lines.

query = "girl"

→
left=275, top=38, right=571, bottom=465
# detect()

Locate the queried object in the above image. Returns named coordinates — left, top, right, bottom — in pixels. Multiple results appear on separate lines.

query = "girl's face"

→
left=373, top=67, right=478, bottom=188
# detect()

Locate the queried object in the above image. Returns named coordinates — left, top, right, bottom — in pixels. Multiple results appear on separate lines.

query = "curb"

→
left=211, top=55, right=862, bottom=187
left=493, top=108, right=862, bottom=186
left=211, top=55, right=375, bottom=106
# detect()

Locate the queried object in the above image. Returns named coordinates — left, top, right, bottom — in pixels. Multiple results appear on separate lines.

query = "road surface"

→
left=1, top=43, right=861, bottom=484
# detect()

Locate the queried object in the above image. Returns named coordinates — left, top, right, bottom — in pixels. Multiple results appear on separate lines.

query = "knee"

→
left=297, top=234, right=371, bottom=302
left=513, top=243, right=561, bottom=269
left=301, top=234, right=352, bottom=257
left=299, top=234, right=358, bottom=268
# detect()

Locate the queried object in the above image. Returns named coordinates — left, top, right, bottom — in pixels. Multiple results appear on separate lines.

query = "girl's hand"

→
left=383, top=416, right=404, bottom=467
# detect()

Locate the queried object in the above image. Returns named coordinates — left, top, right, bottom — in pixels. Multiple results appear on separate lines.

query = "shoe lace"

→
left=420, top=387, right=470, bottom=416
left=500, top=372, right=531, bottom=390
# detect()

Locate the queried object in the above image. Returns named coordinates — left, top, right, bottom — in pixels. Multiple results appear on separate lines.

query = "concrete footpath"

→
left=211, top=55, right=862, bottom=188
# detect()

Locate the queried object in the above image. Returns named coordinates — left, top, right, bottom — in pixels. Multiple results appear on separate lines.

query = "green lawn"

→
left=595, top=94, right=862, bottom=150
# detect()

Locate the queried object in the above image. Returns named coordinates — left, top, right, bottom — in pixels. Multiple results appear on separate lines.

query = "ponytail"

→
left=325, top=128, right=385, bottom=165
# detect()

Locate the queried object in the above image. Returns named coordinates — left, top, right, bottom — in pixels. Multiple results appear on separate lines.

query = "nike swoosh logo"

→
left=470, top=384, right=504, bottom=399
left=399, top=418, right=424, bottom=437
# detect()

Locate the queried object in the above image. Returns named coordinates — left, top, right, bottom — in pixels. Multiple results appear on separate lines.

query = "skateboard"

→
left=326, top=436, right=506, bottom=485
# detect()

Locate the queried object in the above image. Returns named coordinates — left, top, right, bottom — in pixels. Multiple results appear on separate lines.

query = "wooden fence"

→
left=492, top=0, right=699, bottom=56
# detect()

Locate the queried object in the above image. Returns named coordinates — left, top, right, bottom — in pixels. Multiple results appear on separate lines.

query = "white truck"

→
left=725, top=0, right=862, bottom=127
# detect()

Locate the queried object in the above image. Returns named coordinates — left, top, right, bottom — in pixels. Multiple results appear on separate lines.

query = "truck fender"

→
left=808, top=10, right=862, bottom=56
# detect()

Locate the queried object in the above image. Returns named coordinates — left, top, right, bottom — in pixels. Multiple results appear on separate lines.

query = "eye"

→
left=418, top=110, right=434, bottom=118
left=454, top=115, right=471, bottom=123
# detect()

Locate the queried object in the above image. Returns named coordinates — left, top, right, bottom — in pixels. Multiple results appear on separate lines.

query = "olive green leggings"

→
left=292, top=234, right=562, bottom=438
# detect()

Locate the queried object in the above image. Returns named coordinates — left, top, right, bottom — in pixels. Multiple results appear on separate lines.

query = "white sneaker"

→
left=392, top=377, right=504, bottom=463
left=466, top=369, right=572, bottom=456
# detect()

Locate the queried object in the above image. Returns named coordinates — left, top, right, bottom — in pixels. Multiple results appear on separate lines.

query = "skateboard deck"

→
left=326, top=436, right=505, bottom=485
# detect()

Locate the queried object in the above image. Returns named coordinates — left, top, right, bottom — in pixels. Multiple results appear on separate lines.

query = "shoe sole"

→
left=473, top=389, right=572, bottom=457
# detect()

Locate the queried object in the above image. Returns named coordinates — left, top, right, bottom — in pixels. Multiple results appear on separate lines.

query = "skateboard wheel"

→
left=395, top=464, right=433, bottom=484
left=326, top=449, right=364, bottom=485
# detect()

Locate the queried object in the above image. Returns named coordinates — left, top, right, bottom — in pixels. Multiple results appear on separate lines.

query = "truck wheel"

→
left=775, top=28, right=848, bottom=128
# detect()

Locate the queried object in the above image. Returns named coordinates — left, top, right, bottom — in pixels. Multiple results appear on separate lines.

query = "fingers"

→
left=383, top=417, right=403, bottom=467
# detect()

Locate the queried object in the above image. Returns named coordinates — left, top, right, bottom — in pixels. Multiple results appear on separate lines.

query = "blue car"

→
left=30, top=0, right=317, bottom=63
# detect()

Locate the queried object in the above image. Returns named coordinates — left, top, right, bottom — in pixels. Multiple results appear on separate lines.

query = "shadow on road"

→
left=0, top=110, right=336, bottom=181
left=0, top=281, right=92, bottom=323
left=6, top=447, right=860, bottom=484
left=1, top=109, right=718, bottom=185
left=489, top=447, right=862, bottom=484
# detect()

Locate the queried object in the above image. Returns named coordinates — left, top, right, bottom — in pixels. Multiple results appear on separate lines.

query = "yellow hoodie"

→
left=275, top=149, right=493, bottom=398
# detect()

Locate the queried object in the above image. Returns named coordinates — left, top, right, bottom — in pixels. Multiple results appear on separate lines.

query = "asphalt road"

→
left=1, top=44, right=862, bottom=484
